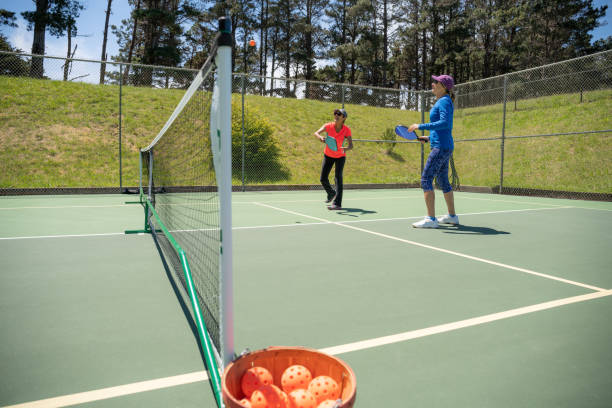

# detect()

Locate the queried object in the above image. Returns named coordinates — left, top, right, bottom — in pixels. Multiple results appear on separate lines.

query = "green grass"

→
left=0, top=76, right=610, bottom=193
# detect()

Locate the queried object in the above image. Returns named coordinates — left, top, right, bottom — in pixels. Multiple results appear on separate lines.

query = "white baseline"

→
left=4, top=290, right=610, bottom=408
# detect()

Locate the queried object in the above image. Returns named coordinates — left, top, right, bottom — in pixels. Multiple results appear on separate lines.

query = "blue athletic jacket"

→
left=419, top=94, right=454, bottom=150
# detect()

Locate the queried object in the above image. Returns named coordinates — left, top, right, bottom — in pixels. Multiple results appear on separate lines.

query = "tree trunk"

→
left=382, top=0, right=388, bottom=86
left=259, top=0, right=265, bottom=77
left=421, top=27, right=427, bottom=89
left=340, top=0, right=346, bottom=83
left=305, top=0, right=313, bottom=80
left=100, top=0, right=113, bottom=84
left=262, top=0, right=269, bottom=95
left=123, top=0, right=141, bottom=84
left=283, top=2, right=290, bottom=94
left=304, top=0, right=314, bottom=98
left=64, top=25, right=72, bottom=81
left=30, top=0, right=49, bottom=79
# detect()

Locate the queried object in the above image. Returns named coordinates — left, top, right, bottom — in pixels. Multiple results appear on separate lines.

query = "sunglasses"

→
left=334, top=111, right=342, bottom=116
left=432, top=80, right=440, bottom=84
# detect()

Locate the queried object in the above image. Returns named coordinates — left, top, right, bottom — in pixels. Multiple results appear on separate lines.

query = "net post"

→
left=138, top=150, right=143, bottom=201
left=147, top=150, right=154, bottom=202
left=147, top=149, right=154, bottom=233
left=217, top=16, right=235, bottom=371
left=139, top=151, right=150, bottom=233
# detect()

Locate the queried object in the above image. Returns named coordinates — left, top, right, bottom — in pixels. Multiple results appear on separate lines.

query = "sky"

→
left=0, top=0, right=131, bottom=60
left=1, top=0, right=611, bottom=64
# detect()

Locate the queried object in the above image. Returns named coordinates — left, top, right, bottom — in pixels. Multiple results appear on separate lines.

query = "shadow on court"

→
left=335, top=208, right=378, bottom=217
left=440, top=224, right=510, bottom=235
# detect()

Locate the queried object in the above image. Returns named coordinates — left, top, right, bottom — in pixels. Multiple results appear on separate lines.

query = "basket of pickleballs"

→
left=222, top=346, right=357, bottom=408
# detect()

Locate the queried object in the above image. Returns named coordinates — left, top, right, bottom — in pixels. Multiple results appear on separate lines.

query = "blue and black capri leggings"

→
left=421, top=148, right=453, bottom=193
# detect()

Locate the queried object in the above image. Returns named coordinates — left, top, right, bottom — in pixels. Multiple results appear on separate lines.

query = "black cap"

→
left=334, top=108, right=347, bottom=118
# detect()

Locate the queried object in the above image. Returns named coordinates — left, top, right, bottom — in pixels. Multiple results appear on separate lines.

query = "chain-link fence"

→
left=0, top=51, right=197, bottom=194
left=1, top=49, right=611, bottom=199
left=452, top=50, right=612, bottom=200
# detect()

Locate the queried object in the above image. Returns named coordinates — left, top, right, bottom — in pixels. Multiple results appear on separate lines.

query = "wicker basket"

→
left=222, top=346, right=356, bottom=407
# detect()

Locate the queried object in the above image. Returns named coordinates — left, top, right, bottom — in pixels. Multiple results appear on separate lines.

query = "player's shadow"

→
left=386, top=150, right=405, bottom=162
left=336, top=208, right=378, bottom=217
left=439, top=224, right=510, bottom=235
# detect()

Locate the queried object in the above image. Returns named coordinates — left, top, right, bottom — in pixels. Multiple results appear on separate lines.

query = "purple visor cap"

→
left=432, top=74, right=454, bottom=91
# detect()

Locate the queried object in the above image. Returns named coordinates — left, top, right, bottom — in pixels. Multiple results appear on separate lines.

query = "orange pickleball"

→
left=241, top=366, right=274, bottom=398
left=307, top=376, right=340, bottom=404
left=250, top=384, right=287, bottom=408
left=287, top=389, right=318, bottom=408
left=281, top=365, right=313, bottom=393
left=317, top=399, right=341, bottom=408
left=249, top=39, right=256, bottom=47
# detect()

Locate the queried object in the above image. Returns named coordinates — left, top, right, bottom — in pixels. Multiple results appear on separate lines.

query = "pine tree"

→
left=21, top=0, right=83, bottom=78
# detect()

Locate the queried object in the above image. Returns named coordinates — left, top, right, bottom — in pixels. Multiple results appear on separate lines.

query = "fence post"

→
left=499, top=75, right=508, bottom=194
left=241, top=74, right=246, bottom=192
left=341, top=84, right=345, bottom=108
left=119, top=64, right=123, bottom=192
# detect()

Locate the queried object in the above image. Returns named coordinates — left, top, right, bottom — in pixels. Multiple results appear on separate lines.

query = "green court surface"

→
left=1, top=190, right=611, bottom=407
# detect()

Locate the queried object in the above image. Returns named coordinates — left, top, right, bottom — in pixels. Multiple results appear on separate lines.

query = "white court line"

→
left=0, top=232, right=137, bottom=240
left=5, top=289, right=610, bottom=408
left=254, top=202, right=605, bottom=292
left=1, top=371, right=210, bottom=408
left=0, top=205, right=132, bottom=210
left=233, top=195, right=423, bottom=204
left=459, top=195, right=569, bottom=207
left=321, top=289, right=612, bottom=355
left=0, top=206, right=569, bottom=241
left=236, top=195, right=569, bottom=207
left=234, top=206, right=572, bottom=231
left=0, top=206, right=574, bottom=240
left=0, top=195, right=601, bottom=210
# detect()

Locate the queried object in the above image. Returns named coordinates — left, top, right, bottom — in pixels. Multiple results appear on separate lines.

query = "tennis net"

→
left=138, top=17, right=233, bottom=407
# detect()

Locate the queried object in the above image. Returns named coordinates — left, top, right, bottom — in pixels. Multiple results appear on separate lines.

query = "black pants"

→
left=320, top=154, right=346, bottom=206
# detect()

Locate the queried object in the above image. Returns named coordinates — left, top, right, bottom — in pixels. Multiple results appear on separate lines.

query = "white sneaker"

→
left=438, top=214, right=459, bottom=225
left=412, top=217, right=439, bottom=228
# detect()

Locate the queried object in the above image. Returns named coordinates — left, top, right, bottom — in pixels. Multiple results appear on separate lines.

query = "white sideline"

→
left=0, top=206, right=572, bottom=240
left=0, top=205, right=132, bottom=210
left=321, top=289, right=612, bottom=355
left=234, top=205, right=573, bottom=230
left=2, top=371, right=210, bottom=408
left=0, top=232, right=132, bottom=240
left=4, top=290, right=610, bottom=408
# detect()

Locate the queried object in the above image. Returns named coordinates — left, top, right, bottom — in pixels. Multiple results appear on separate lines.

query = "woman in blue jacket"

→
left=408, top=75, right=458, bottom=228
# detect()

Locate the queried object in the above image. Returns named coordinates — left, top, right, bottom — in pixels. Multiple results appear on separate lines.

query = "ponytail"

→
left=449, top=90, right=455, bottom=103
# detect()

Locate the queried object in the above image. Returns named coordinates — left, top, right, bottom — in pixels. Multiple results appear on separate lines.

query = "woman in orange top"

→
left=313, top=108, right=353, bottom=210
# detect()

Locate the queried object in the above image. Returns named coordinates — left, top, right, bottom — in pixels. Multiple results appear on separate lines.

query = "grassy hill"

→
left=0, top=76, right=610, bottom=193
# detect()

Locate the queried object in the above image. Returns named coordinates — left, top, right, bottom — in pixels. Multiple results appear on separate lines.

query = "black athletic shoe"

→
left=327, top=204, right=342, bottom=210
left=325, top=193, right=336, bottom=203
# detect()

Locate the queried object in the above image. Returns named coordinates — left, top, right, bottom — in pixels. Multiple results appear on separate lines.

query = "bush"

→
left=231, top=102, right=289, bottom=182
left=380, top=127, right=397, bottom=153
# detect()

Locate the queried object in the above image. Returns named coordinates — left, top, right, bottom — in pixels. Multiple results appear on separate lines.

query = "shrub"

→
left=231, top=102, right=289, bottom=182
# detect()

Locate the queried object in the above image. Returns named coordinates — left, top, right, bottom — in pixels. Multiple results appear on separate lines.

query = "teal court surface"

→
left=1, top=189, right=611, bottom=407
